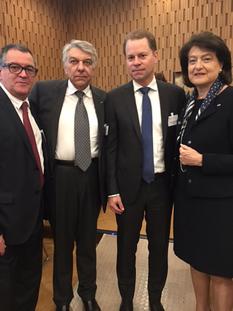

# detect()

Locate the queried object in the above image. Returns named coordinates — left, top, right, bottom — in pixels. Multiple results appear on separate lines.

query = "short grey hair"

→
left=62, top=39, right=98, bottom=67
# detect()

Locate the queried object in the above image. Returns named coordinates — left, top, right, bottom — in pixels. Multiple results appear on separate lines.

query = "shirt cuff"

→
left=108, top=194, right=120, bottom=197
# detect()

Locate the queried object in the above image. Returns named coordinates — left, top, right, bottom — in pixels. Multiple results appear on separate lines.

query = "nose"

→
left=133, top=56, right=141, bottom=65
left=77, top=61, right=85, bottom=71
left=194, top=58, right=204, bottom=69
left=19, top=69, right=28, bottom=77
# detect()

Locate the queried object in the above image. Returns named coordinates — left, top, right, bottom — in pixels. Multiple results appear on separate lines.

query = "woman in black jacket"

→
left=174, top=32, right=233, bottom=311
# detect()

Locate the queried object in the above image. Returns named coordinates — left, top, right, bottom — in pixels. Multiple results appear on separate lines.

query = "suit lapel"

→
left=91, top=86, right=105, bottom=147
left=124, top=82, right=141, bottom=142
left=0, top=87, right=36, bottom=161
left=188, top=99, right=222, bottom=133
left=157, top=81, right=170, bottom=144
left=196, top=99, right=221, bottom=123
left=50, top=81, right=68, bottom=156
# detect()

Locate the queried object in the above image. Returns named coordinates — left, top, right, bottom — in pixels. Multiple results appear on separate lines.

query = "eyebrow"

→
left=189, top=52, right=213, bottom=58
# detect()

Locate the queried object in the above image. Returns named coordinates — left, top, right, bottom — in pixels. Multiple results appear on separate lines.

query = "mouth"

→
left=16, top=81, right=30, bottom=86
left=75, top=75, right=87, bottom=79
left=193, top=72, right=205, bottom=77
left=132, top=69, right=144, bottom=74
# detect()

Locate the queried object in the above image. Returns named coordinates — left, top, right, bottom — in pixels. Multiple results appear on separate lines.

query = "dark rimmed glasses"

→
left=1, top=62, right=38, bottom=77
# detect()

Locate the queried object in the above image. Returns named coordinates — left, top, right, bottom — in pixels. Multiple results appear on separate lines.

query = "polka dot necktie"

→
left=74, top=91, right=91, bottom=171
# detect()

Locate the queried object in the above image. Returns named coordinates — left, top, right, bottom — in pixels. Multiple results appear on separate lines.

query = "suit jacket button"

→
left=188, top=179, right=192, bottom=183
left=187, top=140, right=192, bottom=145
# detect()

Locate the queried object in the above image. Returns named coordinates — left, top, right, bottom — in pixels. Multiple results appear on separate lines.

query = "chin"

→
left=191, top=79, right=207, bottom=86
left=133, top=76, right=145, bottom=84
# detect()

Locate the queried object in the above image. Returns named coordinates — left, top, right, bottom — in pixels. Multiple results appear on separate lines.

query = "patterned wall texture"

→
left=0, top=0, right=232, bottom=90
left=68, top=0, right=233, bottom=90
left=0, top=0, right=69, bottom=80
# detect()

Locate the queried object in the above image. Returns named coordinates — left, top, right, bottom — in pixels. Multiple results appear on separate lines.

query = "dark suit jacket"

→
left=105, top=80, right=186, bottom=204
left=29, top=80, right=107, bottom=211
left=176, top=86, right=233, bottom=198
left=0, top=87, right=43, bottom=244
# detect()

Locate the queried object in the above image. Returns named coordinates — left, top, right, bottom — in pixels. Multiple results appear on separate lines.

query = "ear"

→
left=219, top=61, right=223, bottom=72
left=64, top=67, right=68, bottom=77
left=153, top=50, right=159, bottom=64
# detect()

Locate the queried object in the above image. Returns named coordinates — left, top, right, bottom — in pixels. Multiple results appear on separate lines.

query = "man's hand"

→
left=0, top=235, right=6, bottom=256
left=107, top=195, right=125, bottom=215
left=179, top=144, right=203, bottom=167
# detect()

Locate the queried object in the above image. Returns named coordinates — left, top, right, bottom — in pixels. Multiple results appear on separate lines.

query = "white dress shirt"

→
left=0, top=82, right=44, bottom=172
left=133, top=77, right=165, bottom=173
left=55, top=80, right=99, bottom=160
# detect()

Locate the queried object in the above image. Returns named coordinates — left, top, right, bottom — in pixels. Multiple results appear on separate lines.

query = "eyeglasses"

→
left=1, top=63, right=38, bottom=77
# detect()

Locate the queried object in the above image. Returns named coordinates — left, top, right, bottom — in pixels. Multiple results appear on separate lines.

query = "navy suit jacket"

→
left=0, top=87, right=44, bottom=244
left=105, top=80, right=186, bottom=204
left=176, top=86, right=233, bottom=198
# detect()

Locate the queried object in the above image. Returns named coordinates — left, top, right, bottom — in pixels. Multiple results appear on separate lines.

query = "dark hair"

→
left=0, top=44, right=34, bottom=66
left=123, top=30, right=157, bottom=55
left=179, top=32, right=232, bottom=87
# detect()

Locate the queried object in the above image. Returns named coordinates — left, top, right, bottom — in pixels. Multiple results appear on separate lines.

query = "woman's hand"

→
left=179, top=144, right=203, bottom=167
left=0, top=235, right=6, bottom=256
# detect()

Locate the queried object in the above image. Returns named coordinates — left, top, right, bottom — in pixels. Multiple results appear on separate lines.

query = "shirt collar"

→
left=0, top=82, right=29, bottom=110
left=67, top=80, right=91, bottom=98
left=133, top=76, right=158, bottom=93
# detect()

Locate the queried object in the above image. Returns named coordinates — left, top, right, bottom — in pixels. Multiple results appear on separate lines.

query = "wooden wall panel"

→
left=0, top=0, right=69, bottom=80
left=0, top=0, right=232, bottom=90
left=68, top=0, right=233, bottom=90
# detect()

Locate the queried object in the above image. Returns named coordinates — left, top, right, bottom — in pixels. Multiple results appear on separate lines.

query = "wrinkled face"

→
left=0, top=49, right=37, bottom=100
left=125, top=38, right=158, bottom=86
left=188, top=46, right=222, bottom=90
left=64, top=47, right=95, bottom=90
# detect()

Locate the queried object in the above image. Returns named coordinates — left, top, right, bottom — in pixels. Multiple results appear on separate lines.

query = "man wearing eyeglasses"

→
left=30, top=40, right=106, bottom=311
left=0, top=44, right=44, bottom=311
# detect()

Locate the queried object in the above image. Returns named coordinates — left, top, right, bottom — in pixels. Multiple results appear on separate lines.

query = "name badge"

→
left=104, top=123, right=109, bottom=136
left=168, top=113, right=178, bottom=127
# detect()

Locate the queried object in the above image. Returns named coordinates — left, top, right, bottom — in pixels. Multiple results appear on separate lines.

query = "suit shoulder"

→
left=34, top=79, right=67, bottom=90
left=91, top=86, right=106, bottom=95
left=107, top=82, right=132, bottom=96
left=91, top=86, right=106, bottom=102
left=157, top=80, right=184, bottom=94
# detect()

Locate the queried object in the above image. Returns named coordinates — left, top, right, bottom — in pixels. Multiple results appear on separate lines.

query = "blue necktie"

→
left=140, top=87, right=154, bottom=183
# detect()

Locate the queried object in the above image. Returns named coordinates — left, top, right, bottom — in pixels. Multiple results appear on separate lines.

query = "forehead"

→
left=4, top=49, right=34, bottom=64
left=67, top=47, right=92, bottom=60
left=125, top=38, right=150, bottom=55
left=188, top=46, right=216, bottom=57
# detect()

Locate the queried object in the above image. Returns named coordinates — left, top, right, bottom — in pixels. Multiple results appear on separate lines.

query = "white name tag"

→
left=168, top=114, right=178, bottom=127
left=104, top=123, right=109, bottom=136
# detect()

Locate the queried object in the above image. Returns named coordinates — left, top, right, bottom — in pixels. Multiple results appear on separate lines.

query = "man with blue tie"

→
left=105, top=30, right=186, bottom=311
